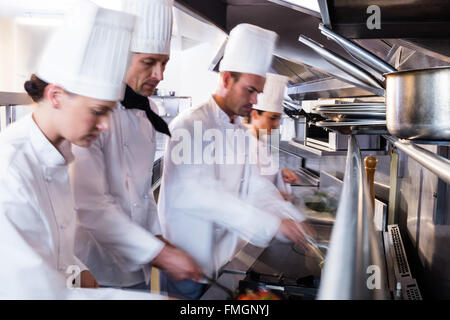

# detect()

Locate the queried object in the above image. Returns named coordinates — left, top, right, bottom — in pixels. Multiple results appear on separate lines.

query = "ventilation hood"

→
left=175, top=0, right=449, bottom=101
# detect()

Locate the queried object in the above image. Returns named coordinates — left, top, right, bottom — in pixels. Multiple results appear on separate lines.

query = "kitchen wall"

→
left=157, top=40, right=220, bottom=108
left=0, top=16, right=55, bottom=93
left=0, top=17, right=16, bottom=92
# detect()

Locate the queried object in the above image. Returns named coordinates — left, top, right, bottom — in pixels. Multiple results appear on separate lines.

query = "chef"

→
left=69, top=0, right=202, bottom=291
left=245, top=73, right=300, bottom=194
left=0, top=0, right=165, bottom=299
left=157, top=23, right=310, bottom=299
left=244, top=73, right=315, bottom=235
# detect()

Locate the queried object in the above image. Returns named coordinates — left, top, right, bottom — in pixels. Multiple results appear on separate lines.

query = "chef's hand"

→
left=278, top=219, right=307, bottom=249
left=80, top=270, right=99, bottom=289
left=152, top=245, right=203, bottom=282
left=281, top=168, right=300, bottom=184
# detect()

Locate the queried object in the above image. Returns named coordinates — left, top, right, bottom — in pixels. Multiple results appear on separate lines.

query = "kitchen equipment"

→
left=318, top=23, right=396, bottom=79
left=298, top=35, right=385, bottom=97
left=314, top=103, right=386, bottom=110
left=317, top=24, right=450, bottom=141
left=301, top=232, right=327, bottom=268
left=316, top=111, right=385, bottom=122
left=314, top=120, right=388, bottom=135
left=202, top=274, right=237, bottom=299
left=235, top=271, right=319, bottom=300
left=385, top=67, right=450, bottom=140
left=364, top=155, right=378, bottom=211
left=219, top=269, right=319, bottom=300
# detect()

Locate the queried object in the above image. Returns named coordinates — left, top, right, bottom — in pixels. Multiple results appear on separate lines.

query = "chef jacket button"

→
left=124, top=143, right=128, bottom=148
left=45, top=176, right=52, bottom=182
left=132, top=203, right=138, bottom=207
left=120, top=105, right=126, bottom=110
left=143, top=195, right=149, bottom=199
left=241, top=178, right=245, bottom=182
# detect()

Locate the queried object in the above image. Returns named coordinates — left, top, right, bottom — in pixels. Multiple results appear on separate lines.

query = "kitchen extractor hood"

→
left=175, top=0, right=449, bottom=100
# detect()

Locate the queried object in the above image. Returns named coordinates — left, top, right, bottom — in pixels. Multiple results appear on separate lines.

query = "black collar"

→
left=121, top=85, right=171, bottom=137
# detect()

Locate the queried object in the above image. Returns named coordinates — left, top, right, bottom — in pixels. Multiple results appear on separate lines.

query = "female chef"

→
left=245, top=73, right=316, bottom=236
left=0, top=0, right=163, bottom=299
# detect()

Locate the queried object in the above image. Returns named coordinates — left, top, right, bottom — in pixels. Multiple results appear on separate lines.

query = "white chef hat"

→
left=219, top=24, right=278, bottom=77
left=122, top=0, right=173, bottom=54
left=254, top=73, right=290, bottom=113
left=36, top=0, right=135, bottom=101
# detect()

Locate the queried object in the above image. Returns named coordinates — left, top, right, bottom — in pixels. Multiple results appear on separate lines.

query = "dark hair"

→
left=245, top=108, right=264, bottom=123
left=229, top=71, right=242, bottom=82
left=24, top=74, right=49, bottom=102
left=220, top=71, right=242, bottom=82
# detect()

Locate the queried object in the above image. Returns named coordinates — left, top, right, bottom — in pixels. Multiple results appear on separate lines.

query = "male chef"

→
left=69, top=0, right=202, bottom=291
left=157, top=23, right=310, bottom=299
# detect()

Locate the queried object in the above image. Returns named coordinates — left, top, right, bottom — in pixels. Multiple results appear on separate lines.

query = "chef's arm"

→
left=69, top=139, right=165, bottom=272
left=165, top=164, right=281, bottom=247
left=248, top=172, right=306, bottom=223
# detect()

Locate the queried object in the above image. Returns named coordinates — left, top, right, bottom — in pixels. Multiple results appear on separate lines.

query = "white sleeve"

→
left=69, top=136, right=164, bottom=272
left=248, top=168, right=306, bottom=223
left=159, top=119, right=281, bottom=248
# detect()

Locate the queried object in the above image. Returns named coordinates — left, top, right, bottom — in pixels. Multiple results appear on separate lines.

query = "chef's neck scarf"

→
left=121, top=85, right=171, bottom=137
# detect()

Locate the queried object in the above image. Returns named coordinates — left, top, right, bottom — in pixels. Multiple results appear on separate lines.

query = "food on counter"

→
left=303, top=190, right=338, bottom=213
left=237, top=289, right=281, bottom=300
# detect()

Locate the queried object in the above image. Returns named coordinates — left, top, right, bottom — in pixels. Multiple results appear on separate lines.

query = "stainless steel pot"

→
left=300, top=25, right=450, bottom=141
left=385, top=66, right=450, bottom=140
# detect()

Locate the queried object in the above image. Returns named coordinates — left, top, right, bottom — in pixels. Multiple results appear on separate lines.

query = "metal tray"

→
left=314, top=120, right=388, bottom=135
left=314, top=106, right=386, bottom=112
left=317, top=103, right=386, bottom=108
left=318, top=111, right=386, bottom=121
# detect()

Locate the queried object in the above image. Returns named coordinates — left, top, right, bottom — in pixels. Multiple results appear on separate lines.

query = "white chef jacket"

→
left=158, top=96, right=287, bottom=280
left=70, top=100, right=165, bottom=287
left=0, top=114, right=165, bottom=300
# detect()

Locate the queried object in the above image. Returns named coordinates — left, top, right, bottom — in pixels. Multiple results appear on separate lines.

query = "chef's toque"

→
left=254, top=73, right=290, bottom=113
left=36, top=0, right=135, bottom=101
left=219, top=23, right=278, bottom=77
left=122, top=0, right=173, bottom=54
